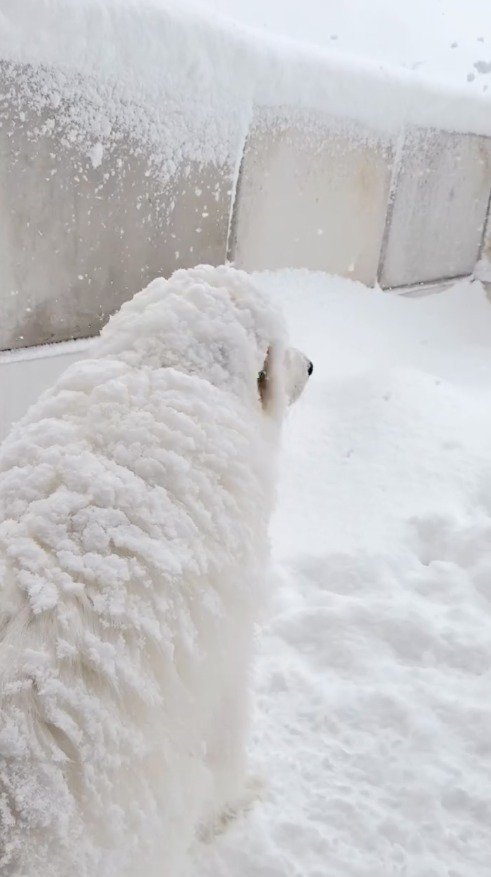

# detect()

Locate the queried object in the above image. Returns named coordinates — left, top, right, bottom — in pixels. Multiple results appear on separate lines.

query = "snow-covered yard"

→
left=193, top=270, right=491, bottom=877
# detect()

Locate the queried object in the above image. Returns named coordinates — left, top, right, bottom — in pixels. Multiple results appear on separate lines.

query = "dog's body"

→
left=0, top=265, right=310, bottom=876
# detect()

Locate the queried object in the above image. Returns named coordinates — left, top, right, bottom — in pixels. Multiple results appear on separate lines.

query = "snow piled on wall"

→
left=0, top=0, right=490, bottom=193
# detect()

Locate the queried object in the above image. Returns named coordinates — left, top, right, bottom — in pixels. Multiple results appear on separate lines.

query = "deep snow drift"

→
left=191, top=271, right=491, bottom=876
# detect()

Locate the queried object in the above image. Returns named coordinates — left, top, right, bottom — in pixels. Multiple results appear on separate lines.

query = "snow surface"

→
left=191, top=270, right=491, bottom=877
left=2, top=269, right=491, bottom=874
left=0, top=0, right=489, bottom=195
left=194, top=0, right=491, bottom=92
left=0, top=266, right=288, bottom=875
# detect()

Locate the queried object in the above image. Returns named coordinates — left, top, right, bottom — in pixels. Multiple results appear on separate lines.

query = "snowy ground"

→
left=191, top=270, right=491, bottom=877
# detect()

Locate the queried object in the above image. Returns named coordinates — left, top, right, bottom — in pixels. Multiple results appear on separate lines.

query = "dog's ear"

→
left=258, top=347, right=272, bottom=408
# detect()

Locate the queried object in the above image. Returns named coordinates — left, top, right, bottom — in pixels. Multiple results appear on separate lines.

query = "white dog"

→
left=0, top=265, right=311, bottom=876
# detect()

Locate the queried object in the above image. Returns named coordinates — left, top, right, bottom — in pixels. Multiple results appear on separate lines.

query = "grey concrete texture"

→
left=230, top=109, right=394, bottom=286
left=379, top=127, right=491, bottom=288
left=0, top=63, right=234, bottom=351
left=483, top=208, right=491, bottom=264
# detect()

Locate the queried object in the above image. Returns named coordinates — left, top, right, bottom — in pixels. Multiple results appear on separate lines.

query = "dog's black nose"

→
left=307, top=361, right=313, bottom=376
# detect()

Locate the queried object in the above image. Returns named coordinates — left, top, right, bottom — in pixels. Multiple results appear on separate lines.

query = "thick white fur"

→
left=0, top=266, right=309, bottom=876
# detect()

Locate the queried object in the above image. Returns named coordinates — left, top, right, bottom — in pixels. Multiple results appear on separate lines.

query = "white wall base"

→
left=0, top=342, right=88, bottom=440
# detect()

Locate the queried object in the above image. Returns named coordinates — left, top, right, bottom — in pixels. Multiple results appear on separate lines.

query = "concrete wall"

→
left=229, top=111, right=394, bottom=286
left=483, top=211, right=491, bottom=265
left=2, top=61, right=491, bottom=356
left=379, top=128, right=491, bottom=288
left=229, top=111, right=491, bottom=290
left=0, top=62, right=234, bottom=351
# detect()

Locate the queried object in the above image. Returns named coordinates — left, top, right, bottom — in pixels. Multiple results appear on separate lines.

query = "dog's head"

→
left=95, top=265, right=312, bottom=418
left=258, top=345, right=313, bottom=411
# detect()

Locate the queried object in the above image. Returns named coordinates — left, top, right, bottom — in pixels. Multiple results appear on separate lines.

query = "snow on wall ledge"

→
left=0, top=0, right=491, bottom=350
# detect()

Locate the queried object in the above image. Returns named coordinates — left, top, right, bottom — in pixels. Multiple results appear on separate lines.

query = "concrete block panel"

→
left=229, top=109, right=394, bottom=286
left=0, top=63, right=233, bottom=351
left=379, top=128, right=491, bottom=289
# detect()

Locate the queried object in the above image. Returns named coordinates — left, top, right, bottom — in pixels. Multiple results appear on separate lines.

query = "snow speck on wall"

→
left=88, top=142, right=104, bottom=169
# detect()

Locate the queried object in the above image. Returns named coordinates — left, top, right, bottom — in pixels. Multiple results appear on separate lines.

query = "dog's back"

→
left=0, top=265, right=309, bottom=875
left=0, top=355, right=273, bottom=874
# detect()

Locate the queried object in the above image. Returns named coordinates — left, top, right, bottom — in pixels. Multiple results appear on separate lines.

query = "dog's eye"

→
left=257, top=370, right=267, bottom=385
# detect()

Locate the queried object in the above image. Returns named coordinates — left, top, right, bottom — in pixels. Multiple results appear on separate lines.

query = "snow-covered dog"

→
left=0, top=265, right=311, bottom=876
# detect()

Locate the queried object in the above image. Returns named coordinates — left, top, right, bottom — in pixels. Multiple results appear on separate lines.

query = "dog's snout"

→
left=285, top=347, right=312, bottom=404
